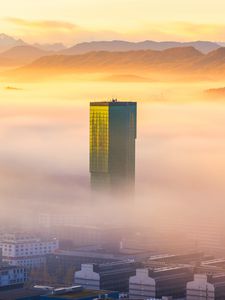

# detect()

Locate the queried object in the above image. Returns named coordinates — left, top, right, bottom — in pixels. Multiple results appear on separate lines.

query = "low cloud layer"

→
left=0, top=81, right=225, bottom=252
left=3, top=18, right=225, bottom=45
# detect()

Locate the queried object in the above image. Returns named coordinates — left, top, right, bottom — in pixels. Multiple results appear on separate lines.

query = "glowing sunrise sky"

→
left=1, top=0, right=225, bottom=44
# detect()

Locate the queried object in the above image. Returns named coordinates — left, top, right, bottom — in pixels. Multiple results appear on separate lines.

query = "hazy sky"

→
left=2, top=0, right=225, bottom=44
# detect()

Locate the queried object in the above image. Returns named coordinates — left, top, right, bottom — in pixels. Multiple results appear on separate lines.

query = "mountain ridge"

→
left=61, top=40, right=220, bottom=55
left=4, top=46, right=225, bottom=81
left=0, top=33, right=27, bottom=52
left=24, top=46, right=205, bottom=71
left=0, top=34, right=222, bottom=67
left=0, top=34, right=222, bottom=55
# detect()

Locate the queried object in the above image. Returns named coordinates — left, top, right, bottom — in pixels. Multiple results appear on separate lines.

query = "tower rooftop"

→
left=90, top=100, right=136, bottom=106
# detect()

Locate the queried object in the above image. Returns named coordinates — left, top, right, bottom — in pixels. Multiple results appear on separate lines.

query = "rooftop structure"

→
left=47, top=242, right=151, bottom=284
left=186, top=273, right=225, bottom=300
left=75, top=261, right=140, bottom=292
left=129, top=266, right=193, bottom=299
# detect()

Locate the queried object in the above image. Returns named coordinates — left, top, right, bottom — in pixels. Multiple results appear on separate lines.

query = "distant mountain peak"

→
left=0, top=33, right=26, bottom=52
left=0, top=33, right=24, bottom=42
left=0, top=33, right=12, bottom=39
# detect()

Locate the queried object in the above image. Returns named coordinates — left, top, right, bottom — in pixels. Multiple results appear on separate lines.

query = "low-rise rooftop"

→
left=0, top=287, right=46, bottom=300
left=46, top=289, right=116, bottom=299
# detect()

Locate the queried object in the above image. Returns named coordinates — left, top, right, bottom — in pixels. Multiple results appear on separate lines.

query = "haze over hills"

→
left=18, top=47, right=217, bottom=71
left=0, top=33, right=66, bottom=55
left=0, top=33, right=223, bottom=58
left=1, top=33, right=225, bottom=80
left=0, top=56, right=18, bottom=67
left=205, top=87, right=225, bottom=97
left=33, top=43, right=67, bottom=52
left=0, top=33, right=224, bottom=70
left=17, top=46, right=201, bottom=73
left=194, top=47, right=225, bottom=69
left=4, top=46, right=225, bottom=81
left=0, top=45, right=52, bottom=65
left=61, top=40, right=221, bottom=55
left=0, top=33, right=27, bottom=52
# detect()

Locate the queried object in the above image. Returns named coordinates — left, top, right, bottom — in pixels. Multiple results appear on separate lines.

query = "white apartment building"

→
left=0, top=233, right=58, bottom=269
left=0, top=265, right=27, bottom=287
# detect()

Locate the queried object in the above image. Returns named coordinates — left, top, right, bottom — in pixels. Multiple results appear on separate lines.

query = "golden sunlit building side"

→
left=90, top=104, right=110, bottom=189
left=90, top=100, right=137, bottom=195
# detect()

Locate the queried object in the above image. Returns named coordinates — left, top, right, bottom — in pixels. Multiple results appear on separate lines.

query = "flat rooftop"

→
left=0, top=288, right=45, bottom=300
left=53, top=248, right=151, bottom=260
left=0, top=287, right=118, bottom=300
left=90, top=100, right=136, bottom=106
left=45, top=289, right=117, bottom=299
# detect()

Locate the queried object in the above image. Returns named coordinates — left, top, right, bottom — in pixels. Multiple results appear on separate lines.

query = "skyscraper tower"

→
left=90, top=99, right=137, bottom=195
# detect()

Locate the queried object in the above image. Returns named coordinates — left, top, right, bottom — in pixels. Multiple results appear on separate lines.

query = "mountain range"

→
left=0, top=34, right=224, bottom=65
left=1, top=34, right=225, bottom=80
left=60, top=40, right=221, bottom=55
left=4, top=46, right=225, bottom=81
left=27, top=46, right=202, bottom=70
left=0, top=34, right=222, bottom=55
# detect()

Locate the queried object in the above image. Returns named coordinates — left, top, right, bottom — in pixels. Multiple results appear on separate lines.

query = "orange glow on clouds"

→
left=1, top=0, right=225, bottom=44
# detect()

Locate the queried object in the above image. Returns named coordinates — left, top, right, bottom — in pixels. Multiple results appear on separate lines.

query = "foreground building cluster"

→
left=72, top=252, right=225, bottom=300
left=1, top=229, right=225, bottom=299
left=1, top=231, right=225, bottom=299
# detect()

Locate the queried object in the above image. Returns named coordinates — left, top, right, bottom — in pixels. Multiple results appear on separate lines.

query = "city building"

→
left=0, top=265, right=27, bottom=290
left=186, top=273, right=225, bottom=300
left=47, top=246, right=151, bottom=283
left=0, top=233, right=58, bottom=269
left=129, top=266, right=193, bottom=299
left=74, top=261, right=140, bottom=292
left=90, top=100, right=137, bottom=194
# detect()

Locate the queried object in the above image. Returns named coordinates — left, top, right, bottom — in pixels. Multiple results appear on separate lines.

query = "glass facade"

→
left=90, top=101, right=137, bottom=194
